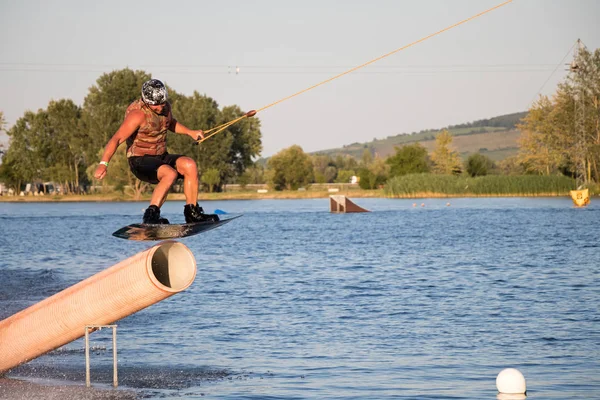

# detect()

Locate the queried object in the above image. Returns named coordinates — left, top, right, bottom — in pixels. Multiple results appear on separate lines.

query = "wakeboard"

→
left=112, top=214, right=242, bottom=241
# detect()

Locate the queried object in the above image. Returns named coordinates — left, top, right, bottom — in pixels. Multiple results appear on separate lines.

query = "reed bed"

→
left=384, top=174, right=578, bottom=197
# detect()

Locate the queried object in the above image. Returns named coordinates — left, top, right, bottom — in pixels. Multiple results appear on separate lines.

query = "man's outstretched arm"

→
left=94, top=111, right=144, bottom=180
left=170, top=119, right=204, bottom=141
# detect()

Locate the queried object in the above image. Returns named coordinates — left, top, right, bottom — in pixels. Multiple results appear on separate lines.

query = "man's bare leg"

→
left=150, top=165, right=179, bottom=207
left=175, top=156, right=199, bottom=205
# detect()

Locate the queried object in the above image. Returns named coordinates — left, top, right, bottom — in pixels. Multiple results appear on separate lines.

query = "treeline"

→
left=261, top=130, right=517, bottom=192
left=260, top=128, right=581, bottom=196
left=0, top=69, right=262, bottom=196
left=447, top=111, right=528, bottom=130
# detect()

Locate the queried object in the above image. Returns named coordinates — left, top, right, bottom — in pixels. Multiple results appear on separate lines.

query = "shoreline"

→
left=0, top=191, right=574, bottom=203
left=0, top=189, right=378, bottom=203
left=0, top=377, right=137, bottom=400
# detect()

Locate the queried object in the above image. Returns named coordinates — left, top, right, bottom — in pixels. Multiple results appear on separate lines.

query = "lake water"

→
left=0, top=198, right=599, bottom=399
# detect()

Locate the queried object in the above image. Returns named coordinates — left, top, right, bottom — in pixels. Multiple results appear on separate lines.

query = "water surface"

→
left=0, top=198, right=598, bottom=399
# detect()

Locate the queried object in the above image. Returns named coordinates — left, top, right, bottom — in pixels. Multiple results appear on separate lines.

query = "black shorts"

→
left=128, top=153, right=184, bottom=184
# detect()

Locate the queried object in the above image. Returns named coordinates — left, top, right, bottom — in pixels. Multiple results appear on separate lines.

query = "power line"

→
left=528, top=41, right=578, bottom=106
left=0, top=65, right=561, bottom=74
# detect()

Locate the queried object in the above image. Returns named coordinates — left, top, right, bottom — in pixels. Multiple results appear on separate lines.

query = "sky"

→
left=1, top=0, right=599, bottom=157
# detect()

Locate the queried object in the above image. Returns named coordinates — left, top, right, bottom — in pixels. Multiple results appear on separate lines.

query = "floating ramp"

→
left=329, top=195, right=370, bottom=213
left=0, top=241, right=196, bottom=373
left=570, top=188, right=590, bottom=207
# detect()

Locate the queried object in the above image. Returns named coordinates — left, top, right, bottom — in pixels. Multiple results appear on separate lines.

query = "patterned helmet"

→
left=141, top=79, right=168, bottom=105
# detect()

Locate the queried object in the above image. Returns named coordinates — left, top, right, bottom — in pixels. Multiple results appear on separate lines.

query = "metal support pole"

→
left=84, top=325, right=118, bottom=388
left=85, top=327, right=90, bottom=387
left=112, top=326, right=118, bottom=387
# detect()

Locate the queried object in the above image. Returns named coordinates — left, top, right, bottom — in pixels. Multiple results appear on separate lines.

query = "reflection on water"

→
left=1, top=198, right=599, bottom=399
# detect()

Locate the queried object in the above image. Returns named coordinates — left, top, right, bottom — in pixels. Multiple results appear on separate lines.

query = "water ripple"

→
left=1, top=199, right=599, bottom=399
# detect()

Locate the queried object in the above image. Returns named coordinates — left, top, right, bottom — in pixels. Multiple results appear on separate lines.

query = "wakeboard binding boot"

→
left=142, top=205, right=170, bottom=224
left=184, top=203, right=219, bottom=223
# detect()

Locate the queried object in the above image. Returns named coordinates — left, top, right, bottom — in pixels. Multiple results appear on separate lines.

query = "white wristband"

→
left=99, top=161, right=109, bottom=167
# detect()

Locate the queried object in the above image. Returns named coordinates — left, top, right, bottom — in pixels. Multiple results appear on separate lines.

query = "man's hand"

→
left=94, top=163, right=108, bottom=180
left=194, top=130, right=205, bottom=141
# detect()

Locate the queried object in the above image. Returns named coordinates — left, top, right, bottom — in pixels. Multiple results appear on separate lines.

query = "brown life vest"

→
left=125, top=99, right=173, bottom=157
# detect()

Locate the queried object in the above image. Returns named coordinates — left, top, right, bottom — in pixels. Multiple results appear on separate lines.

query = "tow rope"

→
left=197, top=0, right=513, bottom=144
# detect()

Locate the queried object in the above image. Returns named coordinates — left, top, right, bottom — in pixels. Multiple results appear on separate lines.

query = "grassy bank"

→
left=384, top=174, right=585, bottom=197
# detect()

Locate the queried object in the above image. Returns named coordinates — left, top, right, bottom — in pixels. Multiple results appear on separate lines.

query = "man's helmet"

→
left=141, top=79, right=168, bottom=105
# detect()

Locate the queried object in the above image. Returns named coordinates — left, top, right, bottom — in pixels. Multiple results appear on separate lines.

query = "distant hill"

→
left=313, top=111, right=527, bottom=162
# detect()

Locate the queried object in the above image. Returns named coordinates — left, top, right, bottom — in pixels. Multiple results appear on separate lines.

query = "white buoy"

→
left=496, top=368, right=526, bottom=396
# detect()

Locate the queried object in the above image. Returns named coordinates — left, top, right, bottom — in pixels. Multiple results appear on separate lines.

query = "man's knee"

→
left=158, top=166, right=178, bottom=183
left=177, top=157, right=198, bottom=175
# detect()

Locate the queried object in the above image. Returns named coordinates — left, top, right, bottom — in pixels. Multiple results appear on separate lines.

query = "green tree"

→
left=312, top=154, right=335, bottom=183
left=4, top=100, right=85, bottom=193
left=498, top=156, right=526, bottom=176
left=360, top=148, right=373, bottom=166
left=431, top=129, right=461, bottom=175
left=335, top=169, right=355, bottom=184
left=219, top=105, right=262, bottom=181
left=517, top=45, right=600, bottom=183
left=168, top=91, right=225, bottom=185
left=201, top=168, right=221, bottom=193
left=0, top=111, right=8, bottom=173
left=386, top=143, right=430, bottom=177
left=2, top=110, right=49, bottom=191
left=358, top=155, right=389, bottom=189
left=81, top=68, right=151, bottom=165
left=267, top=145, right=314, bottom=190
left=313, top=171, right=326, bottom=184
left=238, top=165, right=265, bottom=187
left=567, top=44, right=600, bottom=182
left=169, top=94, right=262, bottom=189
left=517, top=95, right=571, bottom=176
left=0, top=110, right=5, bottom=135
left=45, top=99, right=85, bottom=191
left=334, top=154, right=358, bottom=171
left=465, top=153, right=496, bottom=177
left=0, top=154, right=21, bottom=192
left=323, top=166, right=337, bottom=183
